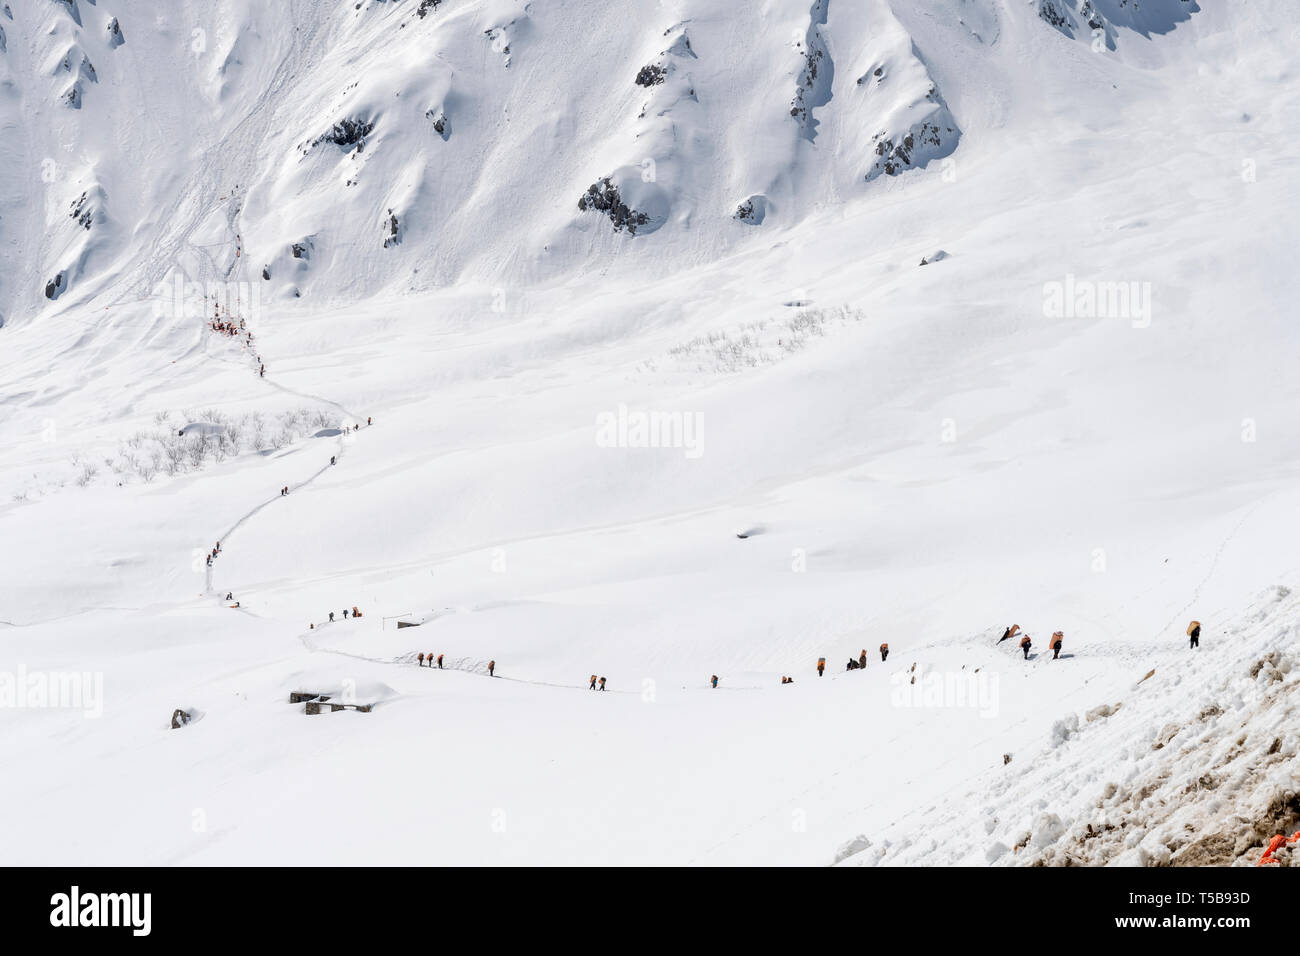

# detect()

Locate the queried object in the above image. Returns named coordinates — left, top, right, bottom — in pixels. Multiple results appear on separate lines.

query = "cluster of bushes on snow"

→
left=649, top=305, right=864, bottom=374
left=10, top=406, right=341, bottom=503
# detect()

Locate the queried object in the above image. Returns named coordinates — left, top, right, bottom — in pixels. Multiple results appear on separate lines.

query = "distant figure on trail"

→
left=418, top=653, right=426, bottom=667
left=1019, top=635, right=1032, bottom=660
left=859, top=649, right=867, bottom=669
left=781, top=676, right=793, bottom=684
left=1049, top=632, right=1064, bottom=660
left=879, top=643, right=889, bottom=662
left=330, top=456, right=336, bottom=465
left=598, top=676, right=606, bottom=691
left=352, top=606, right=361, bottom=618
left=817, top=657, right=826, bottom=677
left=206, top=554, right=212, bottom=567
left=590, top=674, right=598, bottom=690
left=225, top=592, right=233, bottom=601
left=998, top=624, right=1020, bottom=644
left=711, top=675, right=719, bottom=689
left=342, top=608, right=349, bottom=619
left=488, top=660, right=495, bottom=677
left=367, top=417, right=372, bottom=426
left=436, top=653, right=443, bottom=669
left=846, top=658, right=859, bottom=671
left=329, top=611, right=334, bottom=622
left=1187, top=620, right=1201, bottom=649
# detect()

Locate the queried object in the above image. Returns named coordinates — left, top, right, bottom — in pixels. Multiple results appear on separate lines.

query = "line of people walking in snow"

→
left=275, top=418, right=370, bottom=498
left=415, top=653, right=493, bottom=676
left=207, top=306, right=264, bottom=377
left=323, top=606, right=364, bottom=623
left=328, top=612, right=1207, bottom=692
left=996, top=623, right=1066, bottom=660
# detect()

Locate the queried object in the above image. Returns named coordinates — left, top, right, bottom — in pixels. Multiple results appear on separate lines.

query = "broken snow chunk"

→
left=833, top=833, right=872, bottom=864
left=1049, top=713, right=1079, bottom=747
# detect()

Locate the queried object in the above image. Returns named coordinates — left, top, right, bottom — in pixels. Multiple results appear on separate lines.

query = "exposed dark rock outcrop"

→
left=45, top=271, right=67, bottom=300
left=577, top=178, right=650, bottom=235
left=635, top=63, right=666, bottom=87
left=314, top=117, right=375, bottom=151
left=107, top=16, right=124, bottom=47
left=734, top=195, right=768, bottom=225
left=69, top=191, right=93, bottom=230
left=1039, top=0, right=1071, bottom=32
left=426, top=108, right=450, bottom=140
left=791, top=0, right=833, bottom=140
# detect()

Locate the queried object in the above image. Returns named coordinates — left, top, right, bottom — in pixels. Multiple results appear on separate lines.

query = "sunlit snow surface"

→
left=0, top=0, right=1297, bottom=865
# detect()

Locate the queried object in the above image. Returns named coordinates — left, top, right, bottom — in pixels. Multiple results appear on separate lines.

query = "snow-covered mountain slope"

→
left=1, top=0, right=1298, bottom=865
left=840, top=585, right=1300, bottom=867
left=0, top=0, right=970, bottom=316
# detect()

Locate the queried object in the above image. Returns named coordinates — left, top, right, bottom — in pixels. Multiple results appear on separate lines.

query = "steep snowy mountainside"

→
left=841, top=585, right=1300, bottom=867
left=1, top=0, right=1139, bottom=323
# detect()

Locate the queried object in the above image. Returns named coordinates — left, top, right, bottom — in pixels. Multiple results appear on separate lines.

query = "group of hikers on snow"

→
left=276, top=419, right=372, bottom=497
left=998, top=624, right=1064, bottom=659
left=325, top=606, right=364, bottom=623
left=815, top=644, right=889, bottom=677
left=415, top=653, right=493, bottom=676
left=995, top=619, right=1201, bottom=659
left=207, top=306, right=262, bottom=376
